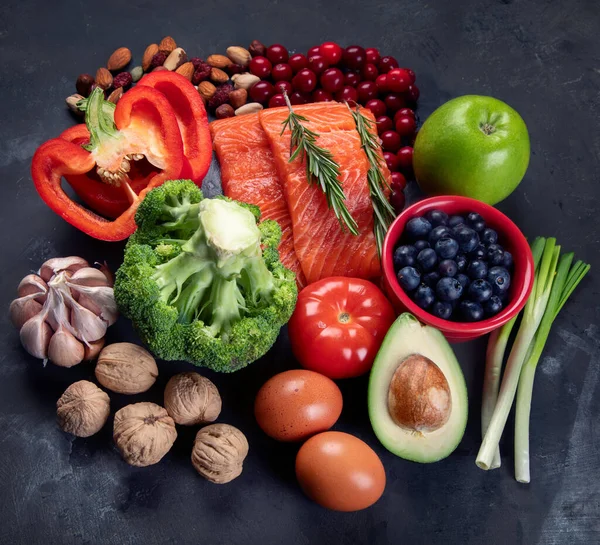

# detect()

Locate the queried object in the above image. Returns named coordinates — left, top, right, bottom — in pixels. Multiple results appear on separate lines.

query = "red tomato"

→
left=288, top=277, right=395, bottom=379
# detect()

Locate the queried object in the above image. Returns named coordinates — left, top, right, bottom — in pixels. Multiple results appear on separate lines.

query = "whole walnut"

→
left=164, top=372, right=222, bottom=426
left=95, top=343, right=158, bottom=394
left=191, top=424, right=249, bottom=484
left=56, top=380, right=110, bottom=437
left=113, top=402, right=177, bottom=467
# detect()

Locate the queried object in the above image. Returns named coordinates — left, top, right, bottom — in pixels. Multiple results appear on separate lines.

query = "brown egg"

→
left=254, top=370, right=343, bottom=442
left=295, top=431, right=386, bottom=511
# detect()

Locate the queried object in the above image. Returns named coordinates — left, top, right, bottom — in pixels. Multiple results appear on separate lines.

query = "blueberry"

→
left=487, top=244, right=505, bottom=266
left=436, top=277, right=464, bottom=302
left=434, top=237, right=459, bottom=260
left=469, top=243, right=487, bottom=260
left=393, top=245, right=417, bottom=269
left=405, top=217, right=432, bottom=240
left=425, top=209, right=449, bottom=227
left=455, top=254, right=468, bottom=272
left=460, top=300, right=484, bottom=321
left=467, top=259, right=488, bottom=280
left=501, top=251, right=514, bottom=269
left=438, top=259, right=458, bottom=277
left=397, top=266, right=421, bottom=291
left=416, top=248, right=438, bottom=271
left=481, top=228, right=498, bottom=245
left=488, top=266, right=511, bottom=295
left=432, top=301, right=453, bottom=320
left=466, top=212, right=486, bottom=232
left=456, top=273, right=470, bottom=289
left=428, top=225, right=453, bottom=245
left=468, top=279, right=493, bottom=303
left=423, top=271, right=441, bottom=288
left=454, top=226, right=480, bottom=253
left=448, top=215, right=465, bottom=228
left=414, top=240, right=430, bottom=252
left=484, top=295, right=504, bottom=316
left=413, top=284, right=435, bottom=309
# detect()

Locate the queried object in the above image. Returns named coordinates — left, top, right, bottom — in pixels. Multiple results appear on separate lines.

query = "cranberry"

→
left=406, top=84, right=420, bottom=103
left=320, top=68, right=344, bottom=93
left=387, top=68, right=411, bottom=93
left=356, top=81, right=378, bottom=103
left=365, top=47, right=380, bottom=65
left=365, top=99, right=386, bottom=117
left=378, top=56, right=399, bottom=74
left=405, top=68, right=416, bottom=84
left=344, top=71, right=361, bottom=87
left=249, top=81, right=275, bottom=104
left=391, top=171, right=407, bottom=191
left=307, top=54, right=329, bottom=75
left=307, top=45, right=321, bottom=57
left=292, top=69, right=317, bottom=93
left=342, top=46, right=366, bottom=70
left=266, top=44, right=289, bottom=65
left=390, top=190, right=406, bottom=214
left=383, top=151, right=400, bottom=172
left=249, top=56, right=272, bottom=78
left=269, top=93, right=287, bottom=108
left=384, top=93, right=405, bottom=113
left=361, top=63, right=379, bottom=81
left=375, top=74, right=389, bottom=92
left=275, top=80, right=293, bottom=95
left=319, top=42, right=343, bottom=65
left=394, top=108, right=415, bottom=123
left=396, top=146, right=414, bottom=170
left=272, top=63, right=293, bottom=82
left=395, top=115, right=417, bottom=136
left=313, top=89, right=334, bottom=102
left=380, top=130, right=402, bottom=152
left=335, top=86, right=358, bottom=103
left=289, top=91, right=309, bottom=105
left=376, top=115, right=393, bottom=134
left=289, top=54, right=308, bottom=73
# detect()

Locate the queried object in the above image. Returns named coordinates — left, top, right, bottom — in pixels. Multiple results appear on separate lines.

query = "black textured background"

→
left=1, top=1, right=599, bottom=544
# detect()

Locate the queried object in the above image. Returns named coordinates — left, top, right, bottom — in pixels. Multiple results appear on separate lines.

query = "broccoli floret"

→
left=114, top=179, right=298, bottom=372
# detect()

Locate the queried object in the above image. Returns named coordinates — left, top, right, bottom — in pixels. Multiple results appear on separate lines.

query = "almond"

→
left=142, top=44, right=159, bottom=72
left=226, top=46, right=251, bottom=67
left=175, top=61, right=195, bottom=81
left=163, top=48, right=187, bottom=71
left=159, top=36, right=177, bottom=53
left=95, top=67, right=113, bottom=90
left=210, top=67, right=229, bottom=84
left=207, top=54, right=232, bottom=69
left=231, top=73, right=260, bottom=90
left=228, top=88, right=247, bottom=109
left=107, top=47, right=131, bottom=71
left=235, top=102, right=263, bottom=116
left=198, top=81, right=217, bottom=100
left=107, top=87, right=123, bottom=104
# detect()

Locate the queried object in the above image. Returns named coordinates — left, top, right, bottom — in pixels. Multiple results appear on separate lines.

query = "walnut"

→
left=164, top=372, right=222, bottom=426
left=191, top=424, right=249, bottom=484
left=95, top=343, right=158, bottom=394
left=56, top=380, right=110, bottom=437
left=113, top=402, right=177, bottom=467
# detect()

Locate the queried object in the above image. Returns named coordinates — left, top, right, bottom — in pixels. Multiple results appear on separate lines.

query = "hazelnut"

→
left=56, top=380, right=110, bottom=437
left=95, top=343, right=158, bottom=394
left=228, top=88, right=247, bottom=109
left=164, top=372, right=222, bottom=426
left=76, top=74, right=95, bottom=97
left=113, top=402, right=177, bottom=467
left=215, top=104, right=235, bottom=119
left=248, top=40, right=266, bottom=58
left=191, top=424, right=248, bottom=484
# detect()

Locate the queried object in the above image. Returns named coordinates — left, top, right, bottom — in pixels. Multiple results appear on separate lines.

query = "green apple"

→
left=413, top=95, right=530, bottom=205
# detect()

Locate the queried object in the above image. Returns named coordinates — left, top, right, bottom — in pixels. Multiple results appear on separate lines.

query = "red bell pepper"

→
left=31, top=86, right=185, bottom=241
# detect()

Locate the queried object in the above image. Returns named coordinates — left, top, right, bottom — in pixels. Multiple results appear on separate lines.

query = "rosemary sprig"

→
left=280, top=94, right=359, bottom=235
left=350, top=105, right=396, bottom=255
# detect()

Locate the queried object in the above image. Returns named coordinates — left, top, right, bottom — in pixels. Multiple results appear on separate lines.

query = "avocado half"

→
left=368, top=313, right=468, bottom=463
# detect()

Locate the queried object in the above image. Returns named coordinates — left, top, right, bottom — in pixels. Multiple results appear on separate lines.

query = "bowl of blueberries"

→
left=382, top=195, right=535, bottom=341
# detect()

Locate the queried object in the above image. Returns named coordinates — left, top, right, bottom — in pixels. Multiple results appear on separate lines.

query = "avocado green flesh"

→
left=368, top=313, right=468, bottom=463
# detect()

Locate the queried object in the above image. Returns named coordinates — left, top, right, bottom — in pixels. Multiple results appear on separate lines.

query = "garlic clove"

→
left=9, top=296, right=43, bottom=329
left=17, top=274, right=48, bottom=300
left=69, top=268, right=111, bottom=287
left=70, top=301, right=107, bottom=343
left=69, top=285, right=118, bottom=326
left=84, top=337, right=106, bottom=361
left=20, top=314, right=52, bottom=359
left=95, top=261, right=115, bottom=287
left=39, top=256, right=89, bottom=281
left=48, top=326, right=85, bottom=368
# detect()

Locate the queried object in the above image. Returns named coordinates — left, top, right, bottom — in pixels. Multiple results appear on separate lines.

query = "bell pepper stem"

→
left=82, top=88, right=122, bottom=152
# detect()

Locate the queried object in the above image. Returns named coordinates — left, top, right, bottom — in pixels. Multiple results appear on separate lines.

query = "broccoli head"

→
left=114, top=179, right=298, bottom=372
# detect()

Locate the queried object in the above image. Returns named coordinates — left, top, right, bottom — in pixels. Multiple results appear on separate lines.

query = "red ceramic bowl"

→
left=382, top=196, right=534, bottom=342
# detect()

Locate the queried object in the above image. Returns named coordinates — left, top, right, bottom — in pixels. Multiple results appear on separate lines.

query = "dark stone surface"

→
left=0, top=0, right=599, bottom=544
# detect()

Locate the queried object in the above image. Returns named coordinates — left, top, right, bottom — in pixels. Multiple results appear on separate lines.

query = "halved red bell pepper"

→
left=138, top=71, right=212, bottom=183
left=31, top=86, right=184, bottom=241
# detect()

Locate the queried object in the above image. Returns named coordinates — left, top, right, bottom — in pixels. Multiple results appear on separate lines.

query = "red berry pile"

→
left=247, top=41, right=419, bottom=212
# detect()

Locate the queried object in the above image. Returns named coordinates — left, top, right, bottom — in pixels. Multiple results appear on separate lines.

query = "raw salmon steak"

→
left=259, top=103, right=390, bottom=284
left=210, top=114, right=306, bottom=287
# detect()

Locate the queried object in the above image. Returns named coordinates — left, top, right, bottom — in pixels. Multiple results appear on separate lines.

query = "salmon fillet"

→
left=259, top=103, right=390, bottom=284
left=210, top=114, right=306, bottom=288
